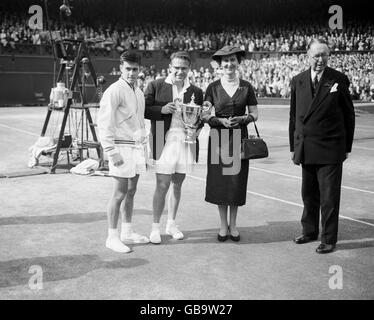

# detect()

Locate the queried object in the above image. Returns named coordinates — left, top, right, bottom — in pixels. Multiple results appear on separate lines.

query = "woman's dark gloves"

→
left=207, top=116, right=223, bottom=127
left=208, top=114, right=254, bottom=128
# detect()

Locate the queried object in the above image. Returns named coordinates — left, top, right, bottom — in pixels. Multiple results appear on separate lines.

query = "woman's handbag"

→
left=241, top=121, right=269, bottom=160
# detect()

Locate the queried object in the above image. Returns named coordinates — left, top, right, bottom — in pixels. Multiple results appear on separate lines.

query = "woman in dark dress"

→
left=203, top=46, right=258, bottom=242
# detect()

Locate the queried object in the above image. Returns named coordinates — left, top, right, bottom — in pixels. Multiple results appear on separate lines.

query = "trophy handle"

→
left=202, top=101, right=212, bottom=112
left=200, top=101, right=212, bottom=120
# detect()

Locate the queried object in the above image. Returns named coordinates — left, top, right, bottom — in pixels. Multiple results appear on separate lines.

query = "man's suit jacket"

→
left=144, top=78, right=204, bottom=161
left=289, top=66, right=355, bottom=165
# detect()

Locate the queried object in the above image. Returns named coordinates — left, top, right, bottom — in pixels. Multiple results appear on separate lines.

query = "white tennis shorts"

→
left=155, top=128, right=195, bottom=174
left=109, top=144, right=147, bottom=178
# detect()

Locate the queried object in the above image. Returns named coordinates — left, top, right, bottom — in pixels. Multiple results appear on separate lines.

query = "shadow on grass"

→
left=0, top=254, right=148, bottom=288
left=160, top=218, right=374, bottom=250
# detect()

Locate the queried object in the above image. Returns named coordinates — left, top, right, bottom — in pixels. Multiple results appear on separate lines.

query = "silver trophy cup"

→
left=175, top=94, right=212, bottom=144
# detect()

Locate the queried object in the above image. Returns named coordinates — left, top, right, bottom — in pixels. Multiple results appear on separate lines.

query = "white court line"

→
left=187, top=173, right=374, bottom=228
left=261, top=134, right=289, bottom=139
left=353, top=145, right=374, bottom=151
left=0, top=123, right=39, bottom=137
left=262, top=133, right=374, bottom=151
left=356, top=124, right=374, bottom=129
left=250, top=166, right=374, bottom=195
left=250, top=167, right=300, bottom=180
left=258, top=105, right=289, bottom=109
left=355, top=128, right=374, bottom=132
left=338, top=237, right=374, bottom=244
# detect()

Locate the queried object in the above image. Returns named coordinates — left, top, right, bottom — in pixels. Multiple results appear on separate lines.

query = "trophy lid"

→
left=177, top=93, right=200, bottom=109
left=190, top=93, right=196, bottom=105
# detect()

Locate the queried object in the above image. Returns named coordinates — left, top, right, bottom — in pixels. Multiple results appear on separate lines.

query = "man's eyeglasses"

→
left=310, top=53, right=329, bottom=60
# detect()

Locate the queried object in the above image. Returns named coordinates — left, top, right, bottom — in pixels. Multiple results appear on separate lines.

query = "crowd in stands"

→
left=1, top=15, right=374, bottom=52
left=1, top=14, right=373, bottom=101
left=239, top=53, right=374, bottom=101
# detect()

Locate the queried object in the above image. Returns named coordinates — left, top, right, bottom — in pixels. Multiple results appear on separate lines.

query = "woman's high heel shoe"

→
left=217, top=233, right=228, bottom=242
left=228, top=227, right=240, bottom=242
left=229, top=234, right=240, bottom=242
left=217, top=227, right=229, bottom=242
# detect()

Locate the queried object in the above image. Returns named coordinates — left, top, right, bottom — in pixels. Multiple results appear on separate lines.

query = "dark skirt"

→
left=205, top=126, right=249, bottom=206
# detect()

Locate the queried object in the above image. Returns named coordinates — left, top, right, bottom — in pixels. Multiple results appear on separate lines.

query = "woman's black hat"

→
left=212, top=45, right=246, bottom=62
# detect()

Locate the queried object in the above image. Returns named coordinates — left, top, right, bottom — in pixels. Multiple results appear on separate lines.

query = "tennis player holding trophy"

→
left=144, top=51, right=212, bottom=244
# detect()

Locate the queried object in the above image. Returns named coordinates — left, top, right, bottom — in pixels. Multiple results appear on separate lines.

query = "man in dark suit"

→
left=144, top=51, right=203, bottom=244
left=289, top=38, right=355, bottom=254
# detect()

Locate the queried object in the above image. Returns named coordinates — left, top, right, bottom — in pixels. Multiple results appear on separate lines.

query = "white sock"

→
left=108, top=228, right=119, bottom=238
left=121, top=222, right=132, bottom=236
left=167, top=219, right=175, bottom=226
left=152, top=223, right=160, bottom=231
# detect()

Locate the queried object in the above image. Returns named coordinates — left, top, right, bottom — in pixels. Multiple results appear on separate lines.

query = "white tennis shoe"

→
left=105, top=237, right=132, bottom=253
left=166, top=222, right=184, bottom=240
left=121, top=232, right=150, bottom=244
left=149, top=229, right=162, bottom=244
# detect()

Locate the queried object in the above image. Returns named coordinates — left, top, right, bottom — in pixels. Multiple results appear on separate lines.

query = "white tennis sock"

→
left=152, top=222, right=160, bottom=231
left=108, top=228, right=119, bottom=238
left=121, top=222, right=132, bottom=236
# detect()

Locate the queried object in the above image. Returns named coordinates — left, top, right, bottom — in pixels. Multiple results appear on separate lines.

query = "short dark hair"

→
left=120, top=50, right=141, bottom=65
left=170, top=51, right=191, bottom=66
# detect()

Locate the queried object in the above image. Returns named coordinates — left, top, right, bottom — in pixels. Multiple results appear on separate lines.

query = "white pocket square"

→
left=330, top=83, right=338, bottom=93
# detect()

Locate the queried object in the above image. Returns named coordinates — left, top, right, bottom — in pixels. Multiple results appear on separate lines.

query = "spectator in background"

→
left=0, top=29, right=7, bottom=46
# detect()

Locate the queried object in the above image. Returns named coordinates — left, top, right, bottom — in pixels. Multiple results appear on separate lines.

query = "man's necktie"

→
left=312, top=74, right=319, bottom=97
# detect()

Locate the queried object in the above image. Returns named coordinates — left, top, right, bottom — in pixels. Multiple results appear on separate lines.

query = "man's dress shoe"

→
left=293, top=235, right=318, bottom=244
left=316, top=243, right=336, bottom=254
